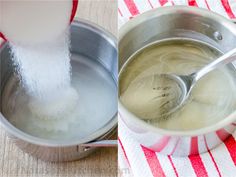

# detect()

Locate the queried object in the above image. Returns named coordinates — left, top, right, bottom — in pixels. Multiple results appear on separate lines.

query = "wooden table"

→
left=0, top=1, right=117, bottom=177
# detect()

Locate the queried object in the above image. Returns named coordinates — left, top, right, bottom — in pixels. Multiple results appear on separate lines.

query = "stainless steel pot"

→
left=119, top=6, right=236, bottom=156
left=0, top=20, right=117, bottom=162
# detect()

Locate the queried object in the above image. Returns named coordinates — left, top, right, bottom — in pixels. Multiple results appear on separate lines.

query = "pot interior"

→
left=119, top=38, right=236, bottom=131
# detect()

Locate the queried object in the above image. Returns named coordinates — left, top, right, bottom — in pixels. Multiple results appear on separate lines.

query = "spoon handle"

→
left=193, top=48, right=236, bottom=81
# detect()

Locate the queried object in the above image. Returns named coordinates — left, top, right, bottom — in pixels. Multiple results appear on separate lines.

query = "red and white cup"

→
left=0, top=0, right=78, bottom=43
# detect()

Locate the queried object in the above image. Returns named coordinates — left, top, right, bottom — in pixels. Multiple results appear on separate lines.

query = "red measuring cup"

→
left=0, top=0, right=78, bottom=42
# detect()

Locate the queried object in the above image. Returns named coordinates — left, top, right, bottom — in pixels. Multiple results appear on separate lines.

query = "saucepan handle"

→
left=81, top=140, right=117, bottom=147
left=232, top=18, right=236, bottom=24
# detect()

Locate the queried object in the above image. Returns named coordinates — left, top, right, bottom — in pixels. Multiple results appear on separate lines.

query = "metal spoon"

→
left=157, top=48, right=236, bottom=118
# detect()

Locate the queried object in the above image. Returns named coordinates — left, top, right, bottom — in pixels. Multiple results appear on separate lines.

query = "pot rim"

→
left=119, top=6, right=236, bottom=41
left=118, top=6, right=236, bottom=137
left=0, top=19, right=118, bottom=147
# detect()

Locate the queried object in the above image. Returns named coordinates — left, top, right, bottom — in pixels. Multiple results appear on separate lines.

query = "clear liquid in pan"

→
left=119, top=40, right=236, bottom=130
left=2, top=54, right=117, bottom=140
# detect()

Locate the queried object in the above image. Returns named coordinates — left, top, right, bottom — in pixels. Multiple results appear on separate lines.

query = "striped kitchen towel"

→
left=118, top=0, right=236, bottom=27
left=118, top=1, right=236, bottom=177
left=119, top=117, right=236, bottom=177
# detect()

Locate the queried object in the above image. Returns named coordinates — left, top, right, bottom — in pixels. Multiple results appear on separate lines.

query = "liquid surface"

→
left=119, top=40, right=236, bottom=130
left=3, top=54, right=117, bottom=140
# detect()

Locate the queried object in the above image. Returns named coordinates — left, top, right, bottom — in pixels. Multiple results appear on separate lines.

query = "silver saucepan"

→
left=0, top=19, right=118, bottom=162
left=119, top=6, right=236, bottom=156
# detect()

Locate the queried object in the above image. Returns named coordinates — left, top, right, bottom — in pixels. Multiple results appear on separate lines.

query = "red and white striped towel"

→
left=118, top=1, right=236, bottom=177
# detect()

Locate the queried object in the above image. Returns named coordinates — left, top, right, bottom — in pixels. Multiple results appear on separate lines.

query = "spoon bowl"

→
left=158, top=48, right=236, bottom=118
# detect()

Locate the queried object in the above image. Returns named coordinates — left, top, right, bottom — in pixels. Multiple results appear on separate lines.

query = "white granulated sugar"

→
left=10, top=30, right=71, bottom=98
left=10, top=29, right=79, bottom=122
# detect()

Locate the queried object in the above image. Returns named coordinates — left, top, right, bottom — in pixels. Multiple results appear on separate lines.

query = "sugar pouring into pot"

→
left=0, top=0, right=79, bottom=129
left=0, top=1, right=117, bottom=161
